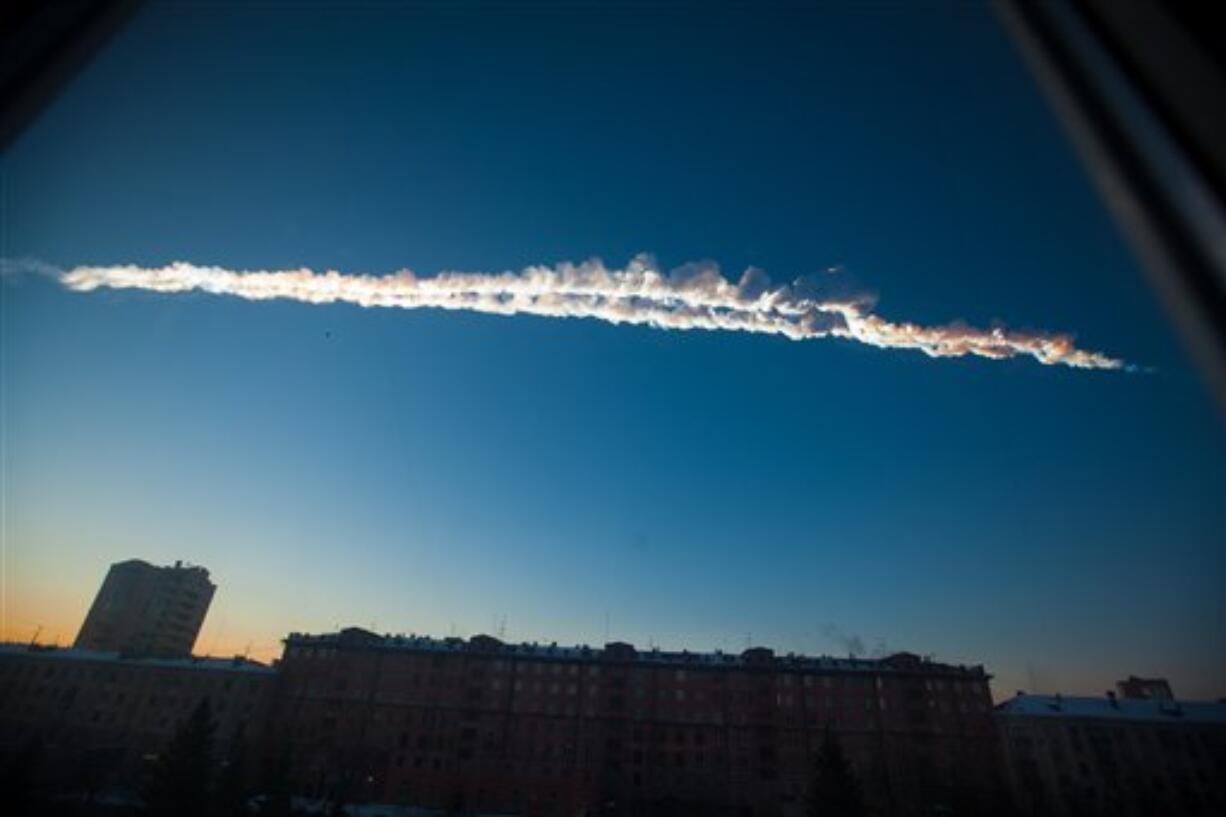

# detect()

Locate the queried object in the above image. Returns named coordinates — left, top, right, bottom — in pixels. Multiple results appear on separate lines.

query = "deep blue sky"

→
left=2, top=0, right=1222, bottom=698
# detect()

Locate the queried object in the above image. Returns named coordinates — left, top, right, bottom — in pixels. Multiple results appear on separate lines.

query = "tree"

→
left=144, top=698, right=217, bottom=817
left=806, top=726, right=866, bottom=817
left=213, top=734, right=251, bottom=817
left=445, top=787, right=466, bottom=816
left=254, top=750, right=297, bottom=817
left=1, top=735, right=44, bottom=817
left=324, top=771, right=352, bottom=817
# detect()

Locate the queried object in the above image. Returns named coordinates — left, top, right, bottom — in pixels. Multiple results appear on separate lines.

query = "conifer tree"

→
left=2, top=735, right=44, bottom=817
left=213, top=733, right=250, bottom=817
left=145, top=698, right=217, bottom=817
left=806, top=726, right=867, bottom=817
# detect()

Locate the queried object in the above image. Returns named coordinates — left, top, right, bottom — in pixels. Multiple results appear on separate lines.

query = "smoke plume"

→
left=820, top=623, right=867, bottom=658
left=54, top=255, right=1124, bottom=369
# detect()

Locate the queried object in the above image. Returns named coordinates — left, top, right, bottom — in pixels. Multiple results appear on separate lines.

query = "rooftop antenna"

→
left=497, top=614, right=508, bottom=640
left=28, top=624, right=42, bottom=647
left=604, top=611, right=610, bottom=643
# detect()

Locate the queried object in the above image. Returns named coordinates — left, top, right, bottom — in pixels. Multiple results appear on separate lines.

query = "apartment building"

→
left=266, top=628, right=1008, bottom=817
left=75, top=559, right=216, bottom=658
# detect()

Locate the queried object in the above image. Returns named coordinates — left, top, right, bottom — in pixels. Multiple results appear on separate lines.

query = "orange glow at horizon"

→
left=2, top=588, right=285, bottom=665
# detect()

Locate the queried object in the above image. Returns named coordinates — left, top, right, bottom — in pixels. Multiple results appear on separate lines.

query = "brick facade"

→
left=265, top=629, right=1008, bottom=816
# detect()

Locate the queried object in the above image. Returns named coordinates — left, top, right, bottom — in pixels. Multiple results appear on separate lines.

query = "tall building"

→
left=266, top=628, right=1008, bottom=817
left=74, top=559, right=216, bottom=657
left=997, top=692, right=1226, bottom=816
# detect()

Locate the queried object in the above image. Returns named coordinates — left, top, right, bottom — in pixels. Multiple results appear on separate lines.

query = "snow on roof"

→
left=0, top=642, right=275, bottom=674
left=283, top=629, right=985, bottom=676
left=997, top=694, right=1226, bottom=725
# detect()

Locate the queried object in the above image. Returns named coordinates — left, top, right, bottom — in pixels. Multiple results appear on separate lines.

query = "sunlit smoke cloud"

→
left=53, top=255, right=1125, bottom=369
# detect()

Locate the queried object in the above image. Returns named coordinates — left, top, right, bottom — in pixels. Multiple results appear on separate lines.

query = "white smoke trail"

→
left=55, top=255, right=1124, bottom=370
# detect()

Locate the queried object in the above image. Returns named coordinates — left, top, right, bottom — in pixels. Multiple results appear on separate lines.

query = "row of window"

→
left=0, top=661, right=267, bottom=691
left=284, top=649, right=987, bottom=694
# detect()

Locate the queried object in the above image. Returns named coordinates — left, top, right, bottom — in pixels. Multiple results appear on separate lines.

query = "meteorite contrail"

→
left=53, top=255, right=1125, bottom=370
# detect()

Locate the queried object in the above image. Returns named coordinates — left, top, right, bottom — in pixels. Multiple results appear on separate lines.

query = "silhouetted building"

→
left=997, top=692, right=1226, bottom=816
left=74, top=559, right=215, bottom=657
left=0, top=642, right=275, bottom=797
left=1117, top=675, right=1175, bottom=700
left=264, top=629, right=1008, bottom=817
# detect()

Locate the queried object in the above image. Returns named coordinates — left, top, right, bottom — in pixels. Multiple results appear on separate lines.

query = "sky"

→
left=1, top=0, right=1223, bottom=700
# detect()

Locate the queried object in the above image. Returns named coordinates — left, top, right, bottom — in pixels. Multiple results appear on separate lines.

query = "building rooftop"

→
left=0, top=642, right=275, bottom=674
left=114, top=557, right=212, bottom=577
left=285, top=628, right=988, bottom=677
left=997, top=693, right=1226, bottom=724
